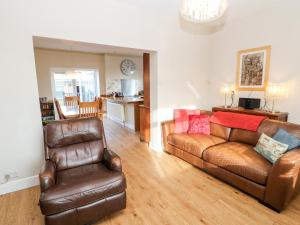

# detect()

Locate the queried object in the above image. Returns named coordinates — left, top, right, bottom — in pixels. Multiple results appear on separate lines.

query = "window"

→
left=52, top=69, right=99, bottom=104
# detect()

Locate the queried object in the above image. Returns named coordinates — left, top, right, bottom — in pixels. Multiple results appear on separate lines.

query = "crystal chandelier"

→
left=180, top=0, right=228, bottom=24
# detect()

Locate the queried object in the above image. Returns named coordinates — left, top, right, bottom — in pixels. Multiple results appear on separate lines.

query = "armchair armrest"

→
left=39, top=160, right=56, bottom=192
left=161, top=120, right=175, bottom=153
left=264, top=148, right=300, bottom=211
left=103, top=148, right=122, bottom=172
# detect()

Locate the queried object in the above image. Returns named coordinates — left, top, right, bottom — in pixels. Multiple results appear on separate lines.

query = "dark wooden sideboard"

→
left=212, top=106, right=288, bottom=122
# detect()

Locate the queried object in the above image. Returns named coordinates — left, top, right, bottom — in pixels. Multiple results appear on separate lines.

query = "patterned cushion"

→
left=254, top=133, right=289, bottom=164
left=188, top=115, right=210, bottom=135
left=273, top=128, right=300, bottom=150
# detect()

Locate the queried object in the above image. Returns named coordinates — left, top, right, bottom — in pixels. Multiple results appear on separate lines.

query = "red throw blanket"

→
left=210, top=111, right=267, bottom=132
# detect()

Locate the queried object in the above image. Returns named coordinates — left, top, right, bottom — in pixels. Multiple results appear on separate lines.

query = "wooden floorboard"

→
left=1, top=119, right=300, bottom=225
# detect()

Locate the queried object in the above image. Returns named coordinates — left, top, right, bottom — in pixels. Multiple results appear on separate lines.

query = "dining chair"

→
left=95, top=97, right=107, bottom=119
left=54, top=98, right=66, bottom=120
left=65, top=96, right=80, bottom=107
left=79, top=101, right=99, bottom=118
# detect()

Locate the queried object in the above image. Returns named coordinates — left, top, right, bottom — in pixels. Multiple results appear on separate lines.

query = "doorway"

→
left=33, top=37, right=155, bottom=143
left=51, top=68, right=100, bottom=104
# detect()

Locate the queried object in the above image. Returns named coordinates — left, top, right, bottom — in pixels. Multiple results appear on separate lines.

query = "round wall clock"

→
left=120, top=59, right=136, bottom=76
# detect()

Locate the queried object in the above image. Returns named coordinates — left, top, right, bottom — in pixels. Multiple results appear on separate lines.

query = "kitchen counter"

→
left=105, top=96, right=144, bottom=104
left=104, top=97, right=143, bottom=131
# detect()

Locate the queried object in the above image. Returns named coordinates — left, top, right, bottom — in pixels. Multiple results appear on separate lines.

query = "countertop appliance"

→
left=121, top=79, right=136, bottom=97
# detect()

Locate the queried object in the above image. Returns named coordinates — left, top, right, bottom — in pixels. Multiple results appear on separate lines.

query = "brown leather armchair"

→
left=39, top=118, right=126, bottom=225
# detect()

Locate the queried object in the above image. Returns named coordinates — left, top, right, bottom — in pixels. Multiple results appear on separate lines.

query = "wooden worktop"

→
left=104, top=96, right=144, bottom=104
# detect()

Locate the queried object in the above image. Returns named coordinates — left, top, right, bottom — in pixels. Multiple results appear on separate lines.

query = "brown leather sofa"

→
left=162, top=111, right=300, bottom=211
left=39, top=118, right=126, bottom=225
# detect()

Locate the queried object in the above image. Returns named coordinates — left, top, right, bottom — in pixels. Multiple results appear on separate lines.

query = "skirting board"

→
left=0, top=175, right=39, bottom=196
left=107, top=115, right=135, bottom=130
left=107, top=115, right=123, bottom=125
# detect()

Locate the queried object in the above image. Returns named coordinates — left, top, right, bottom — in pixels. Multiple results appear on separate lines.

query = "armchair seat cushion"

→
left=167, top=133, right=226, bottom=158
left=203, top=142, right=272, bottom=185
left=40, top=163, right=126, bottom=216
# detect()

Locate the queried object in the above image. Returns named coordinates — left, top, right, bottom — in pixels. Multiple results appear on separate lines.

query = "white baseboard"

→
left=124, top=122, right=135, bottom=130
left=0, top=175, right=39, bottom=196
left=107, top=115, right=123, bottom=125
left=108, top=116, right=135, bottom=130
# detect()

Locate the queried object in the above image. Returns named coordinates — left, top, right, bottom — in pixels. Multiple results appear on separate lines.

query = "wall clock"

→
left=120, top=59, right=136, bottom=76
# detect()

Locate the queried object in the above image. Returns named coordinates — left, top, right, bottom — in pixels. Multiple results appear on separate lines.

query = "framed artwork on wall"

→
left=236, top=45, right=271, bottom=91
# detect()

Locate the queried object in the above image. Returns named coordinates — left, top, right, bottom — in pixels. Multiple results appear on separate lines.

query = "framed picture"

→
left=236, top=46, right=271, bottom=91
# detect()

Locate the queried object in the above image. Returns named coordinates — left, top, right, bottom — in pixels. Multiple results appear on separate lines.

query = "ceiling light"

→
left=65, top=70, right=81, bottom=79
left=180, top=0, right=228, bottom=24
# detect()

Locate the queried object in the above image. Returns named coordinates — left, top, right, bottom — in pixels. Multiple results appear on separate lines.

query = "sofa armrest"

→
left=264, top=148, right=300, bottom=211
left=161, top=120, right=175, bottom=153
left=39, top=160, right=56, bottom=192
left=103, top=148, right=122, bottom=172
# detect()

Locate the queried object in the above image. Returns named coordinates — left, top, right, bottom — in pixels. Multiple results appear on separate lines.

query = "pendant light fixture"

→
left=180, top=0, right=228, bottom=24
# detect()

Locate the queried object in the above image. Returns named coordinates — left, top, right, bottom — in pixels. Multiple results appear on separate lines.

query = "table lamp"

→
left=221, top=85, right=234, bottom=108
left=266, top=83, right=284, bottom=113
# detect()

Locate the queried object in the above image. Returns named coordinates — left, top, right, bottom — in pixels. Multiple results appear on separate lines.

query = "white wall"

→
left=34, top=48, right=106, bottom=99
left=2, top=0, right=300, bottom=194
left=0, top=0, right=209, bottom=191
left=104, top=54, right=143, bottom=94
left=206, top=1, right=300, bottom=123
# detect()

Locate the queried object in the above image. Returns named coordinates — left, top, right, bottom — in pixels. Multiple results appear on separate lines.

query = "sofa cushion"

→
left=254, top=133, right=289, bottom=164
left=273, top=128, right=300, bottom=150
left=203, top=142, right=272, bottom=185
left=39, top=163, right=126, bottom=216
left=188, top=114, right=210, bottom=135
left=174, top=109, right=201, bottom=133
left=49, top=140, right=105, bottom=171
left=45, top=118, right=103, bottom=148
left=167, top=133, right=226, bottom=158
left=229, top=128, right=261, bottom=146
left=258, top=119, right=300, bottom=139
left=210, top=123, right=231, bottom=140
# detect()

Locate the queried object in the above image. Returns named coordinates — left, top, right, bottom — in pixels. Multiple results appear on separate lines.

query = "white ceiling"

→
left=226, top=0, right=272, bottom=23
left=33, top=0, right=273, bottom=53
left=33, top=36, right=146, bottom=56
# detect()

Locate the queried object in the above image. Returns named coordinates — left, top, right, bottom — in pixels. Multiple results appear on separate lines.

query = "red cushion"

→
left=174, top=109, right=201, bottom=133
left=188, top=115, right=210, bottom=135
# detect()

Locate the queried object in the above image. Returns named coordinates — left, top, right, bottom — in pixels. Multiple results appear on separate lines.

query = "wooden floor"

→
left=1, top=119, right=300, bottom=225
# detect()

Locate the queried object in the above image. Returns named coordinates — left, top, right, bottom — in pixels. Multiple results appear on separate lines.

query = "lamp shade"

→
left=221, top=84, right=234, bottom=94
left=180, top=0, right=228, bottom=24
left=267, top=84, right=285, bottom=98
